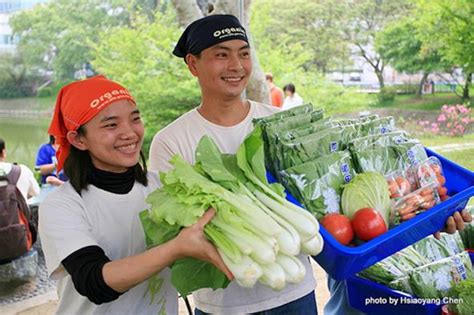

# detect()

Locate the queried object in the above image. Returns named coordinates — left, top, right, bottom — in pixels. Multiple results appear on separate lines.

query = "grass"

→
left=374, top=92, right=463, bottom=111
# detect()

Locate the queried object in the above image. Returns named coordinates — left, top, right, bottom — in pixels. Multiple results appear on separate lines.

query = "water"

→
left=0, top=117, right=50, bottom=170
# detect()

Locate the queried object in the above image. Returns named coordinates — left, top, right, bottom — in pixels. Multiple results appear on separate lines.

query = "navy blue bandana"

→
left=173, top=14, right=248, bottom=58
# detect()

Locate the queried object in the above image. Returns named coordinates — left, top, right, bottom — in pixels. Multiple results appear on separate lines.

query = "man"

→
left=149, top=14, right=317, bottom=315
left=265, top=73, right=284, bottom=108
left=0, top=138, right=40, bottom=200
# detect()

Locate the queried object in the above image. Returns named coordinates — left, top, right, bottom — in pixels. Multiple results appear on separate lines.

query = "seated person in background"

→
left=35, top=135, right=67, bottom=185
left=282, top=83, right=304, bottom=110
left=0, top=137, right=40, bottom=199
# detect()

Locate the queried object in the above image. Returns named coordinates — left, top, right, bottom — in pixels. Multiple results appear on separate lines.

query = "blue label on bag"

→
left=344, top=174, right=352, bottom=183
left=330, top=142, right=338, bottom=152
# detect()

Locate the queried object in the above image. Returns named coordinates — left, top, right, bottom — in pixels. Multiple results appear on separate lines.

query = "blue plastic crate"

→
left=346, top=252, right=474, bottom=314
left=270, top=148, right=474, bottom=280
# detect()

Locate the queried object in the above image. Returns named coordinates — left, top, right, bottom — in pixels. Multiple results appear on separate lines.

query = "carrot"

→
left=436, top=175, right=446, bottom=186
left=387, top=180, right=399, bottom=195
left=406, top=194, right=424, bottom=207
left=395, top=176, right=411, bottom=195
left=401, top=212, right=417, bottom=221
left=440, top=194, right=450, bottom=201
left=421, top=192, right=434, bottom=203
left=396, top=203, right=418, bottom=216
left=420, top=188, right=433, bottom=196
left=437, top=186, right=448, bottom=196
left=430, top=164, right=442, bottom=176
left=421, top=200, right=436, bottom=210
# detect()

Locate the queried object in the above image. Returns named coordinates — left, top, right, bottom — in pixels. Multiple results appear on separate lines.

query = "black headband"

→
left=173, top=14, right=249, bottom=58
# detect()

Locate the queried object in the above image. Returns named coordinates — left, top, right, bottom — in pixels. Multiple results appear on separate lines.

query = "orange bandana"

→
left=48, top=75, right=136, bottom=171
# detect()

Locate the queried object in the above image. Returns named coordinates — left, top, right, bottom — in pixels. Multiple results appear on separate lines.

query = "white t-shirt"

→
left=282, top=93, right=304, bottom=111
left=0, top=162, right=40, bottom=199
left=39, top=172, right=178, bottom=315
left=149, top=100, right=317, bottom=314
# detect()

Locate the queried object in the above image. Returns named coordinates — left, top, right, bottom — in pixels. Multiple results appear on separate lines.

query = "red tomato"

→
left=320, top=213, right=354, bottom=245
left=351, top=208, right=387, bottom=241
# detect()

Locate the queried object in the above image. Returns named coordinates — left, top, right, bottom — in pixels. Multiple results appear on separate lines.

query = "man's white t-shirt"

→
left=149, top=100, right=316, bottom=314
left=282, top=93, right=304, bottom=111
left=0, top=162, right=40, bottom=199
left=39, top=172, right=178, bottom=315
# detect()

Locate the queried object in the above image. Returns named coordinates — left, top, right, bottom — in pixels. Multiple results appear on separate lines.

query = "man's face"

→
left=186, top=39, right=252, bottom=100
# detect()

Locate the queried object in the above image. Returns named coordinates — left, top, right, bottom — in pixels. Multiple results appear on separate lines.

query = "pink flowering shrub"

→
left=432, top=104, right=472, bottom=136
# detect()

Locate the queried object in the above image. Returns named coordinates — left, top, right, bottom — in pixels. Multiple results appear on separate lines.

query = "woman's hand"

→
left=172, top=208, right=234, bottom=280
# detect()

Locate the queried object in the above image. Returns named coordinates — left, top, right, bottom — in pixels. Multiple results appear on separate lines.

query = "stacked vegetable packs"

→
left=358, top=232, right=473, bottom=299
left=140, top=129, right=323, bottom=296
left=255, top=104, right=410, bottom=221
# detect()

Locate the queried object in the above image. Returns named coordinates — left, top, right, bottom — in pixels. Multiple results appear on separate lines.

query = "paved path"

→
left=428, top=142, right=474, bottom=153
left=0, top=260, right=330, bottom=315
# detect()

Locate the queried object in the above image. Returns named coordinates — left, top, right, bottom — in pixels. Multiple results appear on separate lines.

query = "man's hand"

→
left=434, top=208, right=472, bottom=239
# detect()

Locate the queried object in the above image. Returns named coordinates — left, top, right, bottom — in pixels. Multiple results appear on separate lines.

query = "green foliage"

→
left=416, top=0, right=474, bottom=74
left=376, top=16, right=445, bottom=75
left=250, top=0, right=372, bottom=115
left=90, top=9, right=200, bottom=156
left=378, top=87, right=397, bottom=103
left=10, top=0, right=133, bottom=80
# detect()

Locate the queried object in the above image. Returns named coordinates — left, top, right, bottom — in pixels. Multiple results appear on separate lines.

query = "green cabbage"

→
left=341, top=172, right=391, bottom=225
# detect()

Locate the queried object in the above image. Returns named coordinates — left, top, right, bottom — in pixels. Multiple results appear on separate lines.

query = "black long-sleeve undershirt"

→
left=62, top=245, right=123, bottom=304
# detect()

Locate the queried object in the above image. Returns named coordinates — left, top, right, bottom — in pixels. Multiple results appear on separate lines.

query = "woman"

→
left=39, top=75, right=232, bottom=314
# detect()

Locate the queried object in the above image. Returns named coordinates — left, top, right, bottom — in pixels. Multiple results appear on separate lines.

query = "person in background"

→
left=149, top=14, right=317, bottom=315
left=0, top=137, right=40, bottom=199
left=39, top=75, right=231, bottom=315
left=265, top=72, right=284, bottom=108
left=35, top=135, right=61, bottom=184
left=282, top=83, right=304, bottom=110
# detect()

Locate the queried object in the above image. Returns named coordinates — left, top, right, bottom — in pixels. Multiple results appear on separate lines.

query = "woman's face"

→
left=78, top=100, right=144, bottom=173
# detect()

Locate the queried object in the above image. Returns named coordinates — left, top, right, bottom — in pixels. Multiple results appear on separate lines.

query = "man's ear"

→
left=66, top=130, right=87, bottom=151
left=186, top=54, right=199, bottom=77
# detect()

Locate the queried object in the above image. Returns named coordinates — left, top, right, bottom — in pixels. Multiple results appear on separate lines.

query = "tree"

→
left=0, top=51, right=44, bottom=97
left=415, top=0, right=473, bottom=101
left=339, top=0, right=412, bottom=89
left=10, top=0, right=140, bottom=80
left=376, top=16, right=445, bottom=96
left=251, top=0, right=349, bottom=74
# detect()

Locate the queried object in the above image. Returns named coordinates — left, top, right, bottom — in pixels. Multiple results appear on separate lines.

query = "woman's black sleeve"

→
left=61, top=245, right=124, bottom=304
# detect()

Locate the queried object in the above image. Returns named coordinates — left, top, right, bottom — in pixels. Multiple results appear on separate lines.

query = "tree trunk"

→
left=463, top=72, right=471, bottom=101
left=171, top=0, right=269, bottom=103
left=375, top=69, right=384, bottom=89
left=417, top=72, right=429, bottom=98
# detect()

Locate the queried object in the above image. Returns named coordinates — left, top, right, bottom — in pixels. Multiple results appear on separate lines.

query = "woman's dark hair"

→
left=283, top=83, right=296, bottom=94
left=64, top=126, right=148, bottom=194
left=0, top=138, right=5, bottom=152
left=49, top=135, right=55, bottom=145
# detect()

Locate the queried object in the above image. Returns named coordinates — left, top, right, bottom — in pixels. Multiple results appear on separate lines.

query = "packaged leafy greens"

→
left=408, top=251, right=473, bottom=298
left=349, top=131, right=428, bottom=175
left=412, top=233, right=465, bottom=263
left=278, top=126, right=346, bottom=171
left=357, top=245, right=429, bottom=285
left=279, top=150, right=356, bottom=219
left=253, top=105, right=324, bottom=177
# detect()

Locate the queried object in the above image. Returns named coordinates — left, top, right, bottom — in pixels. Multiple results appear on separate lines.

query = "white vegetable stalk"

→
left=276, top=254, right=306, bottom=284
left=259, top=262, right=287, bottom=291
left=301, top=233, right=324, bottom=256
left=212, top=217, right=278, bottom=264
left=254, top=190, right=319, bottom=242
left=218, top=250, right=262, bottom=288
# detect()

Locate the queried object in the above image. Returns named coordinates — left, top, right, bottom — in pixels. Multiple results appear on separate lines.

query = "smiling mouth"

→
left=116, top=142, right=139, bottom=153
left=222, top=76, right=245, bottom=82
